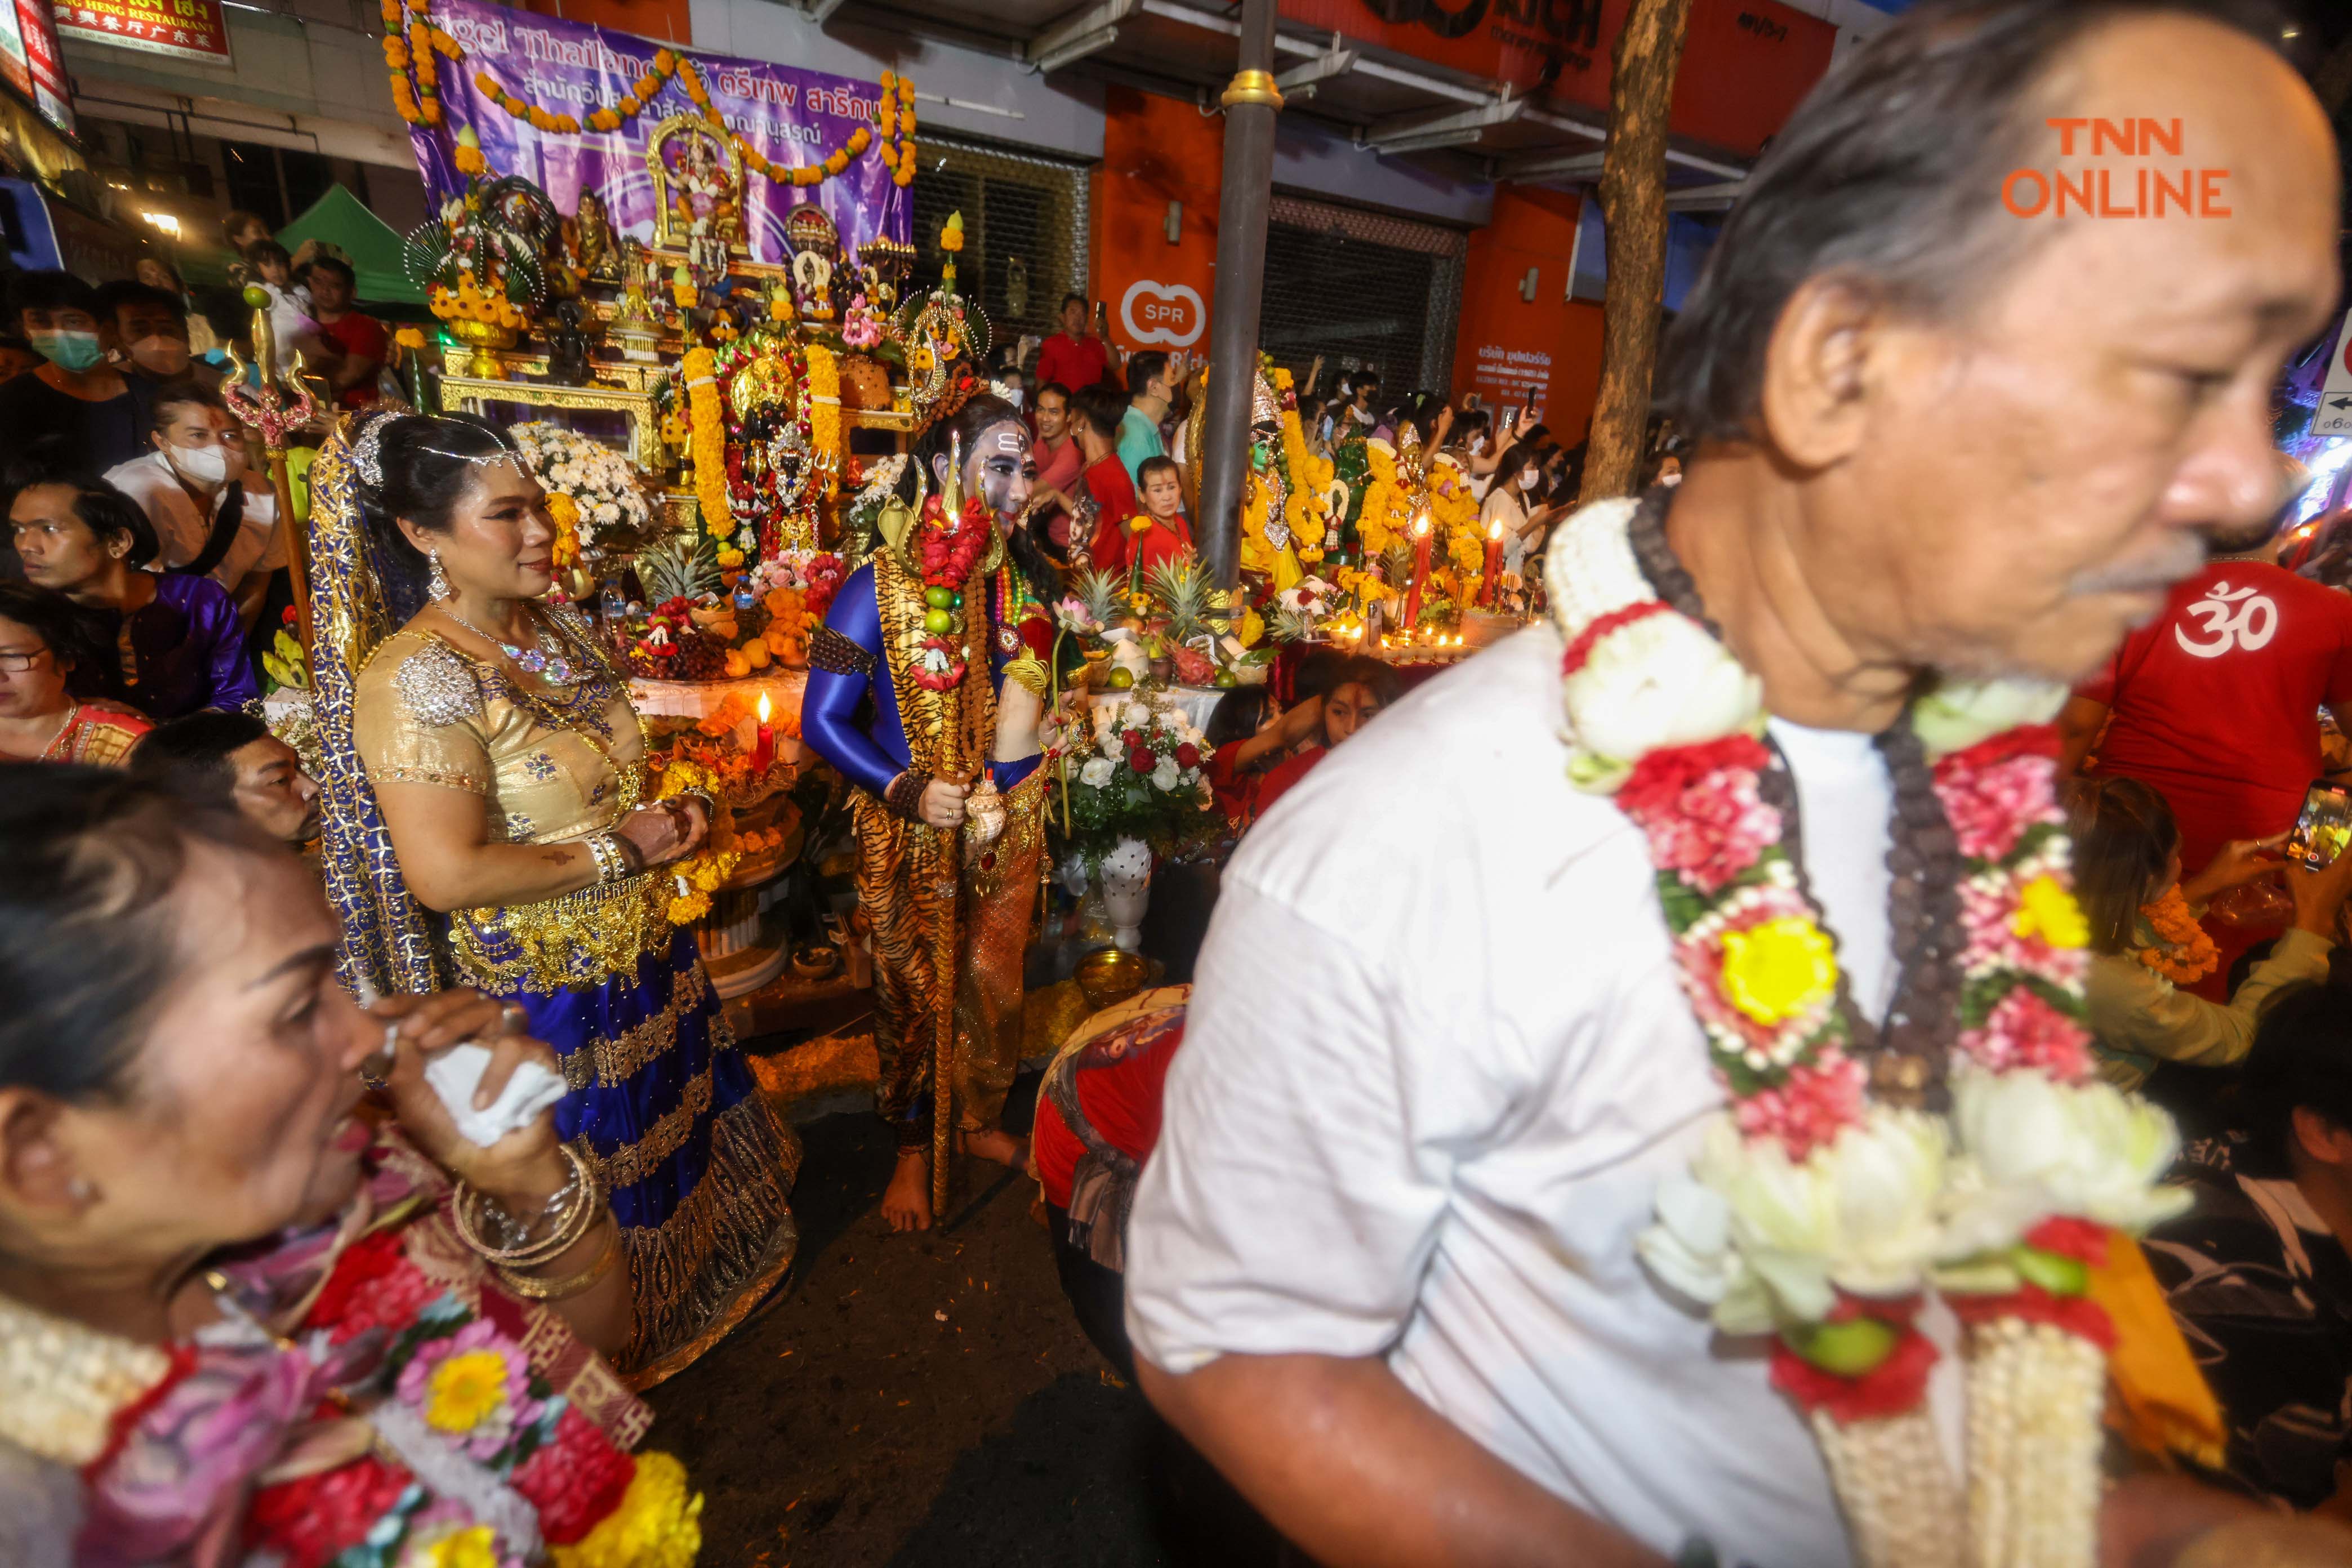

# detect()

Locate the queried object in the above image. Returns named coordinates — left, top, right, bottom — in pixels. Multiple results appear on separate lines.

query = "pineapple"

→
left=1144, top=552, right=1210, bottom=645
left=1072, top=565, right=1124, bottom=631
left=634, top=528, right=721, bottom=607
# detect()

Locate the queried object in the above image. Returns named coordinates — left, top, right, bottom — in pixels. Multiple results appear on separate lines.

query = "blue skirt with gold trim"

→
left=448, top=879, right=799, bottom=1389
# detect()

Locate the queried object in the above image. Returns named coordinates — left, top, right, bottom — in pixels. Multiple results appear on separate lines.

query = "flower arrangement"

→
left=841, top=292, right=884, bottom=350
left=805, top=342, right=843, bottom=505
left=1547, top=498, right=2188, bottom=1568
left=239, top=1225, right=702, bottom=1568
left=1271, top=368, right=1330, bottom=563
left=513, top=424, right=652, bottom=560
left=383, top=7, right=913, bottom=195
left=1353, top=438, right=1413, bottom=562
left=1428, top=452, right=1485, bottom=600
left=1050, top=692, right=1219, bottom=869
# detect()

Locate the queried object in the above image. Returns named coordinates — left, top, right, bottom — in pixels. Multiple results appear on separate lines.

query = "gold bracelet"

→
left=497, top=1213, right=621, bottom=1301
left=451, top=1145, right=601, bottom=1268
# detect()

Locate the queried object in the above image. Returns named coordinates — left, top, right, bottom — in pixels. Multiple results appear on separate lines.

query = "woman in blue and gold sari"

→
left=308, top=410, right=797, bottom=1388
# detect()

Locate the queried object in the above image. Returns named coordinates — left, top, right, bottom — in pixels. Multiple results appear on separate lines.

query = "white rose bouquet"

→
left=1049, top=692, right=1220, bottom=871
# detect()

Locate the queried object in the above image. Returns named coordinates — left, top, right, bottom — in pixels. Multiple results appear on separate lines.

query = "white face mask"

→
left=168, top=442, right=238, bottom=487
left=1519, top=467, right=1540, bottom=490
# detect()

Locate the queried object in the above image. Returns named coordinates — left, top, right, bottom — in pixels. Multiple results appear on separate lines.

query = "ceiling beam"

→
left=1495, top=148, right=1606, bottom=181
left=1026, top=0, right=1138, bottom=72
left=1276, top=41, right=1358, bottom=94
left=1665, top=179, right=1747, bottom=210
left=1364, top=93, right=1522, bottom=152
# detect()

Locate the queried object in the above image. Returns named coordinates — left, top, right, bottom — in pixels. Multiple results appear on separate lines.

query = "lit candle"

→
left=753, top=689, right=775, bottom=776
left=1404, top=507, right=1433, bottom=631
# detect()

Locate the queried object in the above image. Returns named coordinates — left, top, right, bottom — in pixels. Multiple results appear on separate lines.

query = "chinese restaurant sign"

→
left=1275, top=0, right=1832, bottom=158
left=12, top=0, right=72, bottom=133
left=415, top=0, right=911, bottom=264
left=54, top=0, right=229, bottom=66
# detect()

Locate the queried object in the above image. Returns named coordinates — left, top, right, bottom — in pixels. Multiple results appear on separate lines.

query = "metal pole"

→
left=1194, top=0, right=1282, bottom=606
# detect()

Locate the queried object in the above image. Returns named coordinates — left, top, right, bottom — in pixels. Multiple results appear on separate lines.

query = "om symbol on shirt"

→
left=2173, top=581, right=2278, bottom=660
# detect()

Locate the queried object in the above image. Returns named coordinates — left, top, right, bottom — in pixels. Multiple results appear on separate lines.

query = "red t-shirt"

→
left=1125, top=512, right=1195, bottom=579
left=1036, top=332, right=1111, bottom=393
left=1034, top=434, right=1086, bottom=547
left=1084, top=453, right=1139, bottom=572
left=2082, top=559, right=2352, bottom=870
left=1255, top=743, right=1329, bottom=818
left=1033, top=1009, right=1186, bottom=1210
left=316, top=310, right=390, bottom=408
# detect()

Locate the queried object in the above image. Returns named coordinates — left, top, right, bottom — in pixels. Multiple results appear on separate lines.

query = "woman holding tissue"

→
left=0, top=767, right=711, bottom=1566
left=314, top=411, right=798, bottom=1387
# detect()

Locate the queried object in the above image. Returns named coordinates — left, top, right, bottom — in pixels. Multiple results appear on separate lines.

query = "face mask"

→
left=31, top=328, right=103, bottom=373
left=1520, top=468, right=1541, bottom=490
left=1004, top=388, right=1024, bottom=411
left=128, top=335, right=190, bottom=376
left=168, top=443, right=238, bottom=487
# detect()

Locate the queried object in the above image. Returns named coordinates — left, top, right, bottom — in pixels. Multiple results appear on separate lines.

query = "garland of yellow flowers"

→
left=1355, top=439, right=1412, bottom=560
left=1428, top=452, right=1484, bottom=599
left=651, top=757, right=740, bottom=925
left=681, top=346, right=730, bottom=540
left=384, top=2, right=916, bottom=194
left=1272, top=368, right=1331, bottom=563
left=804, top=342, right=842, bottom=504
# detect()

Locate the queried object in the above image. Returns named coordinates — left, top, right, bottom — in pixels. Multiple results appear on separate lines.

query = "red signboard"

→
left=18, top=0, right=72, bottom=135
left=54, top=0, right=229, bottom=66
left=1274, top=0, right=1834, bottom=158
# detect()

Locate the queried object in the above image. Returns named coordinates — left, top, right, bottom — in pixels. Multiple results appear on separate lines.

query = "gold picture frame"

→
left=647, top=114, right=747, bottom=261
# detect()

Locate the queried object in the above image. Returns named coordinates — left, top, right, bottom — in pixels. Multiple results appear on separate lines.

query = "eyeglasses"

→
left=0, top=648, right=52, bottom=672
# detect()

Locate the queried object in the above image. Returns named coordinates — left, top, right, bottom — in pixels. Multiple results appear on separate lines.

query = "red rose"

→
left=509, top=1405, right=638, bottom=1544
left=280, top=605, right=297, bottom=626
left=1129, top=749, right=1155, bottom=774
left=1175, top=743, right=1200, bottom=769
left=301, top=1230, right=404, bottom=1333
left=1122, top=729, right=1146, bottom=750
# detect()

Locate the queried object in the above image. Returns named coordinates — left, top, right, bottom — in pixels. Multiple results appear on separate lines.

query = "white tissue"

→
left=423, top=1043, right=568, bottom=1146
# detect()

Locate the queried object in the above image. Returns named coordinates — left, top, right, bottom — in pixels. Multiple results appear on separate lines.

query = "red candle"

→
left=753, top=689, right=775, bottom=776
left=1404, top=509, right=1433, bottom=631
left=1480, top=519, right=1504, bottom=609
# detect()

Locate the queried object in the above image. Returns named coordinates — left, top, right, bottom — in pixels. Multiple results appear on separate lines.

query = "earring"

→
left=426, top=549, right=451, bottom=602
left=68, top=1177, right=93, bottom=1202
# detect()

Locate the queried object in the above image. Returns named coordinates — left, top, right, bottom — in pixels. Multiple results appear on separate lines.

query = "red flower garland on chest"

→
left=910, top=493, right=992, bottom=692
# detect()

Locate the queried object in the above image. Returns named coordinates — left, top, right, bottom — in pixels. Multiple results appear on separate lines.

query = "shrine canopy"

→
left=279, top=183, right=425, bottom=306
left=402, top=0, right=914, bottom=268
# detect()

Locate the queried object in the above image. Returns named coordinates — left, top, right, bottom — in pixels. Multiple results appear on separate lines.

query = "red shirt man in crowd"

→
left=1073, top=384, right=1139, bottom=572
left=1030, top=380, right=1087, bottom=551
left=1036, top=292, right=1112, bottom=394
left=2063, top=507, right=2352, bottom=984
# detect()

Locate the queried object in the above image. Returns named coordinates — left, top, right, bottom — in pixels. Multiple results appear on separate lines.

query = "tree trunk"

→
left=1578, top=0, right=1695, bottom=505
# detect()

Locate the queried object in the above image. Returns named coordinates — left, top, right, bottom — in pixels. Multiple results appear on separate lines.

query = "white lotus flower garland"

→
left=1546, top=499, right=2184, bottom=1568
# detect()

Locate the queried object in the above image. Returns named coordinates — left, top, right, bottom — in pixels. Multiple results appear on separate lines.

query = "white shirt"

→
left=1124, top=625, right=1900, bottom=1568
left=105, top=451, right=283, bottom=592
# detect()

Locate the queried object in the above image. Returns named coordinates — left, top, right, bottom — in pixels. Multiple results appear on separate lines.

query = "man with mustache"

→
left=1122, top=2, right=2347, bottom=1565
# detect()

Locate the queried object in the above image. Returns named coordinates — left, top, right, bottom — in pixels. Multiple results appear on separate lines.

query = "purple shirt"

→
left=69, top=572, right=259, bottom=720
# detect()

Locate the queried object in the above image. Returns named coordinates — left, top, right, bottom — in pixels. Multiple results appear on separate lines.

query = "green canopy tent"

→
left=277, top=181, right=426, bottom=309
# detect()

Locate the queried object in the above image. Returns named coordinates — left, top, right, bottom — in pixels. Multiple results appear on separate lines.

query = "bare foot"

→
left=881, top=1148, right=932, bottom=1232
left=958, top=1128, right=1029, bottom=1169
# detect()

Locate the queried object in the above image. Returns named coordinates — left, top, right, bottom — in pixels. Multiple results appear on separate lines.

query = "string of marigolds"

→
left=384, top=0, right=916, bottom=193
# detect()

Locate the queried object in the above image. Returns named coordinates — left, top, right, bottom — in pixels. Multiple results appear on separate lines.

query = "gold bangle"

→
left=498, top=1214, right=621, bottom=1301
left=452, top=1145, right=600, bottom=1268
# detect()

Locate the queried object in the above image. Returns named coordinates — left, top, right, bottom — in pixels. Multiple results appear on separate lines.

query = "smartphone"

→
left=2287, top=778, right=2352, bottom=870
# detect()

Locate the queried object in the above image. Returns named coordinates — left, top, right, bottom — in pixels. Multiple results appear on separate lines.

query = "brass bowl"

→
left=1075, top=947, right=1148, bottom=1012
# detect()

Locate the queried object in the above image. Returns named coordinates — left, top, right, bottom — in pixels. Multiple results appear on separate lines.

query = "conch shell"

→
left=961, top=774, right=1008, bottom=863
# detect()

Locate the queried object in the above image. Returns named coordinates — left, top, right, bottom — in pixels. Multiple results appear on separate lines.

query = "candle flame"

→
left=1488, top=519, right=1504, bottom=541
left=1413, top=511, right=1431, bottom=538
left=757, top=691, right=773, bottom=723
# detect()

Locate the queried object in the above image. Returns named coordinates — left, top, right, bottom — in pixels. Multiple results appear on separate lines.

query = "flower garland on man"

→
left=799, top=387, right=1066, bottom=1233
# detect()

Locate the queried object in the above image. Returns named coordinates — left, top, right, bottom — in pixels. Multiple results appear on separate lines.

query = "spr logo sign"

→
left=1120, top=280, right=1204, bottom=348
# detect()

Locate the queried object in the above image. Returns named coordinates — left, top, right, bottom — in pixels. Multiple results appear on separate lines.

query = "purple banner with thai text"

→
left=410, top=0, right=909, bottom=266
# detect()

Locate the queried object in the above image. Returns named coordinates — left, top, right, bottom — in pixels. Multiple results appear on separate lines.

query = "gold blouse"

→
left=353, top=617, right=643, bottom=847
left=353, top=612, right=670, bottom=995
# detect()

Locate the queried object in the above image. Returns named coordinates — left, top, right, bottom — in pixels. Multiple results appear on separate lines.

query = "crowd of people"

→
left=14, top=2, right=2352, bottom=1564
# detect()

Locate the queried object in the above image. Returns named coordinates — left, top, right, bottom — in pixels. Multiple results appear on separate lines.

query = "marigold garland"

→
left=681, top=347, right=730, bottom=539
left=1428, top=453, right=1483, bottom=596
left=804, top=342, right=843, bottom=502
left=2133, top=885, right=2219, bottom=985
left=651, top=757, right=740, bottom=925
left=384, top=3, right=914, bottom=192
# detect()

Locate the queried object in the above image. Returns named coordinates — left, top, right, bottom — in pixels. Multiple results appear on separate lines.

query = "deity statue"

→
left=546, top=298, right=593, bottom=385
left=573, top=188, right=619, bottom=283
left=792, top=248, right=836, bottom=323
left=652, top=122, right=743, bottom=277
left=800, top=383, right=1062, bottom=1233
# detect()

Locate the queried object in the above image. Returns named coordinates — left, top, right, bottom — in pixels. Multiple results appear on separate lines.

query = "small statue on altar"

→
left=653, top=122, right=744, bottom=277
left=573, top=188, right=619, bottom=283
left=546, top=298, right=594, bottom=385
left=792, top=249, right=836, bottom=322
left=800, top=384, right=1062, bottom=1233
